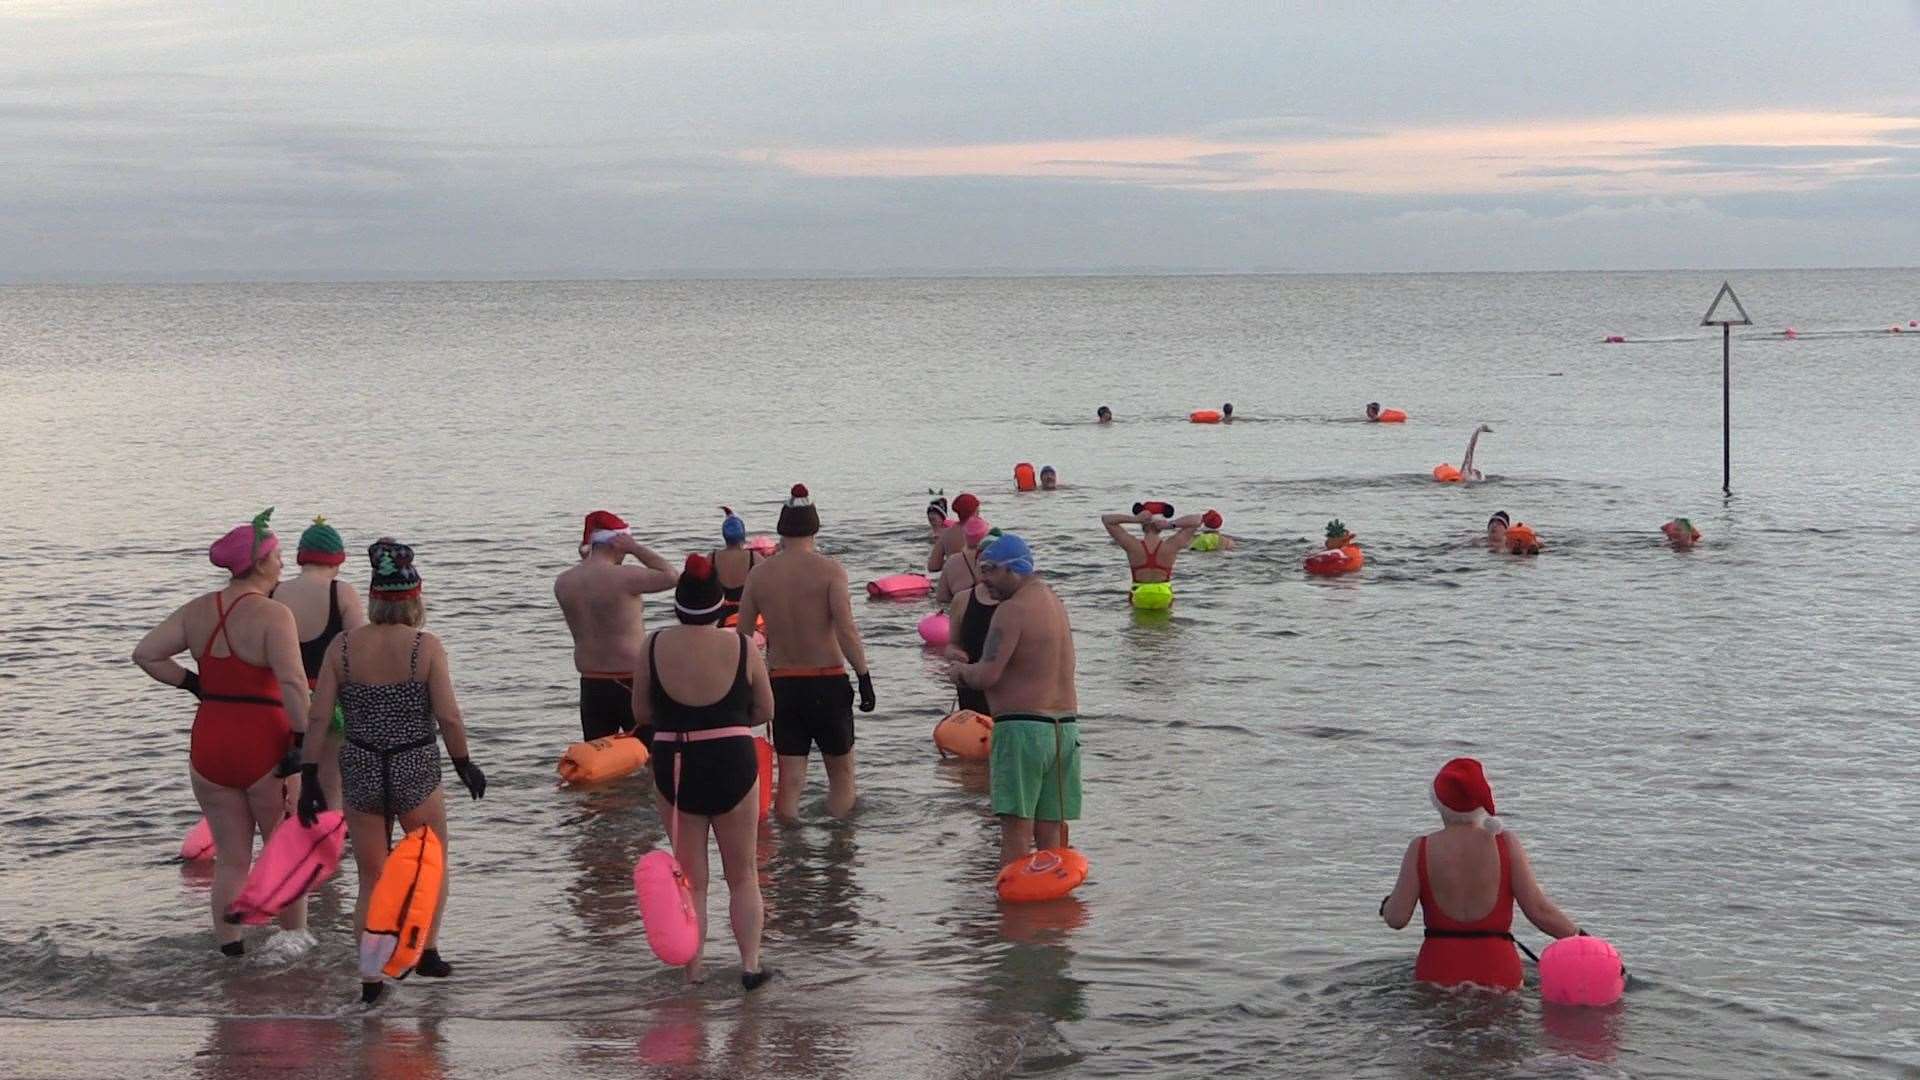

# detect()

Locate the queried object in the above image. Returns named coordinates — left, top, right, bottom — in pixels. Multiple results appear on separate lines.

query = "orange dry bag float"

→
left=359, top=826, right=445, bottom=982
left=1373, top=408, right=1408, bottom=423
left=557, top=732, right=650, bottom=786
left=1189, top=409, right=1223, bottom=424
left=932, top=710, right=994, bottom=760
left=1504, top=523, right=1542, bottom=555
left=1432, top=463, right=1462, bottom=483
left=1014, top=462, right=1037, bottom=492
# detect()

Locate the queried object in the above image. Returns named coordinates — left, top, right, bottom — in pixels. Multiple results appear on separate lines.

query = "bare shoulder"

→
left=416, top=630, right=447, bottom=655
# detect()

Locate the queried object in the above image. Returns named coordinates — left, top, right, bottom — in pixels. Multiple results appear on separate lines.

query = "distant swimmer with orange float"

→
left=133, top=508, right=314, bottom=959
left=1039, top=465, right=1059, bottom=490
left=1102, top=501, right=1206, bottom=609
left=1484, top=510, right=1542, bottom=555
left=1379, top=758, right=1584, bottom=991
left=1189, top=509, right=1235, bottom=552
left=555, top=510, right=679, bottom=747
left=1433, top=423, right=1493, bottom=483
left=1366, top=402, right=1408, bottom=423
left=736, top=484, right=875, bottom=821
left=1190, top=402, right=1234, bottom=424
left=1662, top=517, right=1702, bottom=550
left=630, top=555, right=775, bottom=990
left=1304, top=519, right=1364, bottom=575
left=944, top=533, right=1087, bottom=900
left=297, top=538, right=486, bottom=1004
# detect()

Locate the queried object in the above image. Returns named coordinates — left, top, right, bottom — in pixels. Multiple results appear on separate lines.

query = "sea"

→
left=2, top=270, right=1917, bottom=1078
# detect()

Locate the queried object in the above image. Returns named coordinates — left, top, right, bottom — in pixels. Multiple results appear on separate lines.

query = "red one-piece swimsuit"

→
left=1414, top=833, right=1524, bottom=990
left=188, top=592, right=291, bottom=789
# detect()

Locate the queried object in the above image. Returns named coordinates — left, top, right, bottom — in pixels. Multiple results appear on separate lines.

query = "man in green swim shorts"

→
left=945, top=533, right=1081, bottom=867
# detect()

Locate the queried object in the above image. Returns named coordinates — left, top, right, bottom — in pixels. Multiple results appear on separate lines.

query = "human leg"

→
left=709, top=781, right=763, bottom=976
left=191, top=768, right=255, bottom=950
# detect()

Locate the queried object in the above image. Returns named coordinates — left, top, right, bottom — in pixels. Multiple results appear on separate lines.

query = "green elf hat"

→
left=297, top=515, right=347, bottom=566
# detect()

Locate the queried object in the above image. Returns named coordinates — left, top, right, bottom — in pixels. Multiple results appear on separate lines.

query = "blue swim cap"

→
left=721, top=508, right=746, bottom=545
left=980, top=533, right=1034, bottom=575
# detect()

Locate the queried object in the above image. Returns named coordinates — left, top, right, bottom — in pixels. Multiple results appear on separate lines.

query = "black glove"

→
left=1378, top=895, right=1390, bottom=918
left=274, top=731, right=304, bottom=779
left=856, top=671, right=876, bottom=713
left=1576, top=928, right=1590, bottom=937
left=296, top=763, right=325, bottom=828
left=451, top=757, right=486, bottom=800
left=179, top=670, right=202, bottom=699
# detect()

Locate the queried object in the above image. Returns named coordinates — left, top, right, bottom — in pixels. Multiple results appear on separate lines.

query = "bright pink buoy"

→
left=224, top=810, right=346, bottom=924
left=1539, top=935, right=1626, bottom=1006
left=867, top=573, right=930, bottom=600
left=180, top=818, right=216, bottom=861
left=634, top=850, right=699, bottom=966
left=1603, top=335, right=1625, bottom=344
left=746, top=535, right=777, bottom=556
left=917, top=611, right=950, bottom=647
left=1783, top=327, right=1798, bottom=339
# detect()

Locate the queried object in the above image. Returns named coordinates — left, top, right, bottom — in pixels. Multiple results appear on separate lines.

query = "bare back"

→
left=185, top=589, right=287, bottom=667
left=712, top=546, right=755, bottom=592
left=984, top=579, right=1077, bottom=716
left=936, top=548, right=979, bottom=605
left=555, top=559, right=649, bottom=674
left=740, top=548, right=856, bottom=670
left=273, top=570, right=366, bottom=641
left=1421, top=827, right=1503, bottom=922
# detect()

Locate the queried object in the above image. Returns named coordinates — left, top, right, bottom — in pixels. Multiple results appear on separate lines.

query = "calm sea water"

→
left=2, top=271, right=1918, bottom=1079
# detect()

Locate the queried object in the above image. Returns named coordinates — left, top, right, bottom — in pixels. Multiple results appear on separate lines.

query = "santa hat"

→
left=777, top=484, right=820, bottom=538
left=952, top=492, right=980, bottom=521
left=1431, top=757, right=1502, bottom=833
left=580, top=510, right=629, bottom=554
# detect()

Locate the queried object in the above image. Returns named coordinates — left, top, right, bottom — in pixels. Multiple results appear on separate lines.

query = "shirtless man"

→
left=927, top=491, right=980, bottom=573
left=945, top=534, right=1080, bottom=866
left=1101, top=501, right=1205, bottom=609
left=736, top=484, right=875, bottom=820
left=934, top=515, right=991, bottom=606
left=554, top=510, right=677, bottom=745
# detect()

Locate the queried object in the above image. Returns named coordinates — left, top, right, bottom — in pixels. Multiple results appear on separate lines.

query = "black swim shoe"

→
left=415, top=949, right=452, bottom=978
left=360, top=981, right=386, bottom=1006
left=741, top=967, right=774, bottom=992
left=220, top=941, right=245, bottom=958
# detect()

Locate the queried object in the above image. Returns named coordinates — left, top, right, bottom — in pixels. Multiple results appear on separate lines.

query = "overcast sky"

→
left=5, top=1, right=1919, bottom=281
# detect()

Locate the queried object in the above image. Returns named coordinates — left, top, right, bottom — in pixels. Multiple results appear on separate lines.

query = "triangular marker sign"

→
left=1701, top=281, right=1751, bottom=326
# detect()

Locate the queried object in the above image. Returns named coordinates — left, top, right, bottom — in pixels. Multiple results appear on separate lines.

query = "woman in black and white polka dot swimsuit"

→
left=296, top=538, right=487, bottom=990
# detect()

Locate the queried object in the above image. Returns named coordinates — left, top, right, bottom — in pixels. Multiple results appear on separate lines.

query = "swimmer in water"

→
left=736, top=485, right=875, bottom=820
left=1102, top=501, right=1205, bottom=607
left=1486, top=510, right=1510, bottom=549
left=134, top=509, right=313, bottom=958
left=1366, top=402, right=1382, bottom=421
left=1191, top=509, right=1236, bottom=552
left=1380, top=758, right=1581, bottom=990
left=925, top=492, right=949, bottom=545
left=269, top=516, right=366, bottom=817
left=944, top=534, right=1081, bottom=867
left=712, top=508, right=760, bottom=627
left=1221, top=402, right=1235, bottom=423
left=935, top=514, right=991, bottom=606
left=1459, top=423, right=1493, bottom=483
left=1039, top=465, right=1058, bottom=491
left=1663, top=517, right=1701, bottom=550
left=1096, top=406, right=1113, bottom=424
left=555, top=511, right=679, bottom=747
left=927, top=491, right=979, bottom=574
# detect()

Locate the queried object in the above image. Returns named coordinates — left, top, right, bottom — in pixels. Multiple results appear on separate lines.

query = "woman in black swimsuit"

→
left=631, top=554, right=775, bottom=989
left=946, top=580, right=1000, bottom=715
left=269, top=517, right=366, bottom=810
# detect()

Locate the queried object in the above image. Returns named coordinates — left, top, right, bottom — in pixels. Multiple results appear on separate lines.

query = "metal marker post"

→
left=1700, top=282, right=1750, bottom=495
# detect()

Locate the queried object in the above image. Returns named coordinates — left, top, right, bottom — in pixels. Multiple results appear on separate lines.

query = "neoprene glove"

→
left=856, top=672, right=876, bottom=713
left=274, top=731, right=305, bottom=779
left=179, top=670, right=202, bottom=699
left=296, top=763, right=325, bottom=828
left=452, top=757, right=487, bottom=800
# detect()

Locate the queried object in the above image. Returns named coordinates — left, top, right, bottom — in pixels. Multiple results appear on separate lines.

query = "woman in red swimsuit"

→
left=135, top=509, right=314, bottom=957
left=1379, top=758, right=1581, bottom=989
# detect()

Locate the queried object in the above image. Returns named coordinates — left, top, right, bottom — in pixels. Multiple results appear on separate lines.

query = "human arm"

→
left=826, top=566, right=875, bottom=710
left=1508, top=834, right=1581, bottom=939
left=926, top=530, right=952, bottom=573
left=262, top=602, right=312, bottom=739
left=734, top=578, right=759, bottom=644
left=1100, top=513, right=1147, bottom=560
left=629, top=632, right=656, bottom=732
left=339, top=581, right=369, bottom=632
left=302, top=638, right=344, bottom=766
left=942, top=591, right=971, bottom=663
left=933, top=559, right=958, bottom=606
left=950, top=603, right=1022, bottom=690
left=746, top=645, right=774, bottom=729
left=132, top=602, right=196, bottom=692
left=1166, top=514, right=1205, bottom=553
left=1461, top=424, right=1491, bottom=479
left=421, top=634, right=484, bottom=798
left=616, top=535, right=679, bottom=592
left=1381, top=839, right=1420, bottom=929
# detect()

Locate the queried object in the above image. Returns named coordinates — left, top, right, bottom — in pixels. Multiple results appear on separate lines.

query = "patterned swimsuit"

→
left=338, top=630, right=442, bottom=817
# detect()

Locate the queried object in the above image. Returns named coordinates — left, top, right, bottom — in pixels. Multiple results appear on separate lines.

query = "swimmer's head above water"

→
left=1430, top=756, right=1501, bottom=834
left=1097, top=406, right=1113, bottom=423
left=1366, top=402, right=1381, bottom=420
left=1222, top=402, right=1234, bottom=421
left=720, top=507, right=747, bottom=547
left=926, top=490, right=948, bottom=527
left=673, top=554, right=727, bottom=625
left=978, top=533, right=1035, bottom=600
left=1202, top=509, right=1223, bottom=531
left=1040, top=466, right=1057, bottom=491
left=777, top=484, right=820, bottom=538
left=952, top=492, right=980, bottom=522
left=1487, top=510, right=1510, bottom=541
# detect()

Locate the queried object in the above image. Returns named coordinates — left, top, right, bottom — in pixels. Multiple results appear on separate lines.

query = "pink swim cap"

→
left=964, top=516, right=991, bottom=544
left=208, top=508, right=278, bottom=576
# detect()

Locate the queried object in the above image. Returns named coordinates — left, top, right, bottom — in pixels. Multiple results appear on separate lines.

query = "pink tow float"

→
left=867, top=573, right=930, bottom=600
left=1539, top=935, right=1627, bottom=1007
left=918, top=611, right=950, bottom=647
left=224, top=811, right=347, bottom=924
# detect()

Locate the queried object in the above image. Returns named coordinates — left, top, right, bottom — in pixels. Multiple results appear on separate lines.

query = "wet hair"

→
left=369, top=595, right=425, bottom=627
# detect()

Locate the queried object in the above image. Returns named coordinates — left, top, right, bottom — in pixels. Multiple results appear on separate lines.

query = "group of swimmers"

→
left=136, top=457, right=1622, bottom=1004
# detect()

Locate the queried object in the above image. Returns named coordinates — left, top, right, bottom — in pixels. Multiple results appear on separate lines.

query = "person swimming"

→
left=1039, top=466, right=1058, bottom=491
left=1190, top=509, right=1235, bottom=552
left=1486, top=511, right=1510, bottom=549
left=1459, top=424, right=1493, bottom=482
left=1663, top=517, right=1701, bottom=550
left=1096, top=406, right=1113, bottom=424
left=1101, top=501, right=1205, bottom=609
left=925, top=492, right=950, bottom=543
left=1379, top=758, right=1582, bottom=990
left=1367, top=402, right=1382, bottom=421
left=1221, top=402, right=1235, bottom=423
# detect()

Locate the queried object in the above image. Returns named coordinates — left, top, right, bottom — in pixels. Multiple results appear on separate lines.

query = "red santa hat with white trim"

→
left=1430, top=757, right=1502, bottom=834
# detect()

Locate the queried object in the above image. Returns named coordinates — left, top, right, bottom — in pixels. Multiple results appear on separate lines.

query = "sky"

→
left=4, top=1, right=1920, bottom=281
